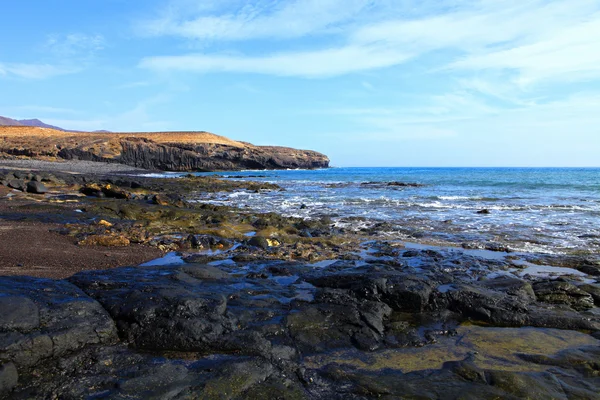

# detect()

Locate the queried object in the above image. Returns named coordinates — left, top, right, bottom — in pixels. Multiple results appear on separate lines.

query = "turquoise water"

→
left=181, top=167, right=600, bottom=255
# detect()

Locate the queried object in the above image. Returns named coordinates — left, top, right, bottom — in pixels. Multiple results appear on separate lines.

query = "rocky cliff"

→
left=0, top=126, right=329, bottom=171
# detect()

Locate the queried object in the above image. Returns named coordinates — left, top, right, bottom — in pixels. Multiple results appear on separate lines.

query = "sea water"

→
left=179, top=167, right=600, bottom=255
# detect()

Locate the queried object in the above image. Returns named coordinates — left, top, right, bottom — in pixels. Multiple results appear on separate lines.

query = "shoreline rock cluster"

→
left=0, top=165, right=599, bottom=398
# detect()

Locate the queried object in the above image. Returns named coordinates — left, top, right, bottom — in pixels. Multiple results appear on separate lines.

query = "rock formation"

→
left=0, top=126, right=329, bottom=171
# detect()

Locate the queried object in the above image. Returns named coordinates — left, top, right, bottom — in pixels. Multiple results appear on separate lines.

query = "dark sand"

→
left=0, top=218, right=163, bottom=279
left=0, top=159, right=150, bottom=175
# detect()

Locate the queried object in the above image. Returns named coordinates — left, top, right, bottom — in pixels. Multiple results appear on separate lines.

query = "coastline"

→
left=0, top=160, right=599, bottom=398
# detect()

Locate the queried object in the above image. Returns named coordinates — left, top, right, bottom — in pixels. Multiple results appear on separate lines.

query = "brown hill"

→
left=0, top=126, right=329, bottom=171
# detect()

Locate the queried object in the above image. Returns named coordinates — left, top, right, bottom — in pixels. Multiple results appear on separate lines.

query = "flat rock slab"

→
left=0, top=276, right=118, bottom=369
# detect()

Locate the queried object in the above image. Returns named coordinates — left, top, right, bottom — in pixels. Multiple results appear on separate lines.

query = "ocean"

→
left=160, top=167, right=600, bottom=255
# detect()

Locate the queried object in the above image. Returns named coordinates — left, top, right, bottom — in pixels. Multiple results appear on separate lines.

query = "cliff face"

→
left=118, top=139, right=329, bottom=171
left=0, top=127, right=329, bottom=171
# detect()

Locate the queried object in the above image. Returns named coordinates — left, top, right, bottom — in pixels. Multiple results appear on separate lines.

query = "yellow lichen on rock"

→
left=78, top=235, right=130, bottom=247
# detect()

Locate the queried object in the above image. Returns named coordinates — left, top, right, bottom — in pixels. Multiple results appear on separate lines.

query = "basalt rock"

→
left=118, top=138, right=329, bottom=171
left=68, top=266, right=236, bottom=353
left=6, top=180, right=26, bottom=192
left=533, top=280, right=595, bottom=311
left=0, top=277, right=118, bottom=371
left=25, top=181, right=47, bottom=194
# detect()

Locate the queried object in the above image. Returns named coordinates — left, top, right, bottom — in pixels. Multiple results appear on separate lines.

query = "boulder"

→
left=7, top=179, right=26, bottom=191
left=26, top=180, right=48, bottom=194
left=248, top=236, right=271, bottom=249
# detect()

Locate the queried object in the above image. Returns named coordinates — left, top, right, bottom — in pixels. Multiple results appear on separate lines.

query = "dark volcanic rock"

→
left=6, top=180, right=26, bottom=192
left=287, top=290, right=392, bottom=353
left=68, top=266, right=236, bottom=352
left=116, top=138, right=329, bottom=171
left=533, top=280, right=595, bottom=311
left=307, top=271, right=435, bottom=312
left=0, top=277, right=118, bottom=370
left=0, top=363, right=18, bottom=394
left=25, top=181, right=47, bottom=194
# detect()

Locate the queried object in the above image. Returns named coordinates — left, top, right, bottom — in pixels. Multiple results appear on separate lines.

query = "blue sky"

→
left=1, top=0, right=599, bottom=167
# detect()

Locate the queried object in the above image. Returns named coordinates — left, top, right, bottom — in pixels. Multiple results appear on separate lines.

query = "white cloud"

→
left=0, top=62, right=80, bottom=79
left=138, top=0, right=375, bottom=40
left=450, top=14, right=600, bottom=85
left=138, top=0, right=600, bottom=84
left=140, top=44, right=411, bottom=78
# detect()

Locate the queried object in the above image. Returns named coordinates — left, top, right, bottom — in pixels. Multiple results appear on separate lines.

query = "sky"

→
left=1, top=0, right=600, bottom=167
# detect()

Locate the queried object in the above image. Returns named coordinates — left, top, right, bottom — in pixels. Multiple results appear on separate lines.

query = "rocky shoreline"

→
left=1, top=164, right=599, bottom=399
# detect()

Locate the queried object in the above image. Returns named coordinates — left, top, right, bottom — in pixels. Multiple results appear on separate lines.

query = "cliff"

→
left=0, top=126, right=329, bottom=171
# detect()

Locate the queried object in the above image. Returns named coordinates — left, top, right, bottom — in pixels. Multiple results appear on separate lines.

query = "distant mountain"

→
left=18, top=118, right=66, bottom=131
left=0, top=116, right=23, bottom=126
left=0, top=115, right=66, bottom=131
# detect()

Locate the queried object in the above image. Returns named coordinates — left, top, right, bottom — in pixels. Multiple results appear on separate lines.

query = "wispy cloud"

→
left=138, top=0, right=600, bottom=84
left=450, top=14, right=600, bottom=86
left=45, top=33, right=106, bottom=58
left=0, top=62, right=80, bottom=79
left=140, top=44, right=411, bottom=78
left=137, top=0, right=375, bottom=40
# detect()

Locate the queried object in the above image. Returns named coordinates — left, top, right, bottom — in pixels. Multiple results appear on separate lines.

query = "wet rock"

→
left=402, top=250, right=420, bottom=257
left=11, top=172, right=31, bottom=180
left=0, top=276, right=118, bottom=370
left=25, top=181, right=47, bottom=194
left=486, top=370, right=568, bottom=398
left=579, top=284, right=600, bottom=306
left=151, top=193, right=185, bottom=207
left=480, top=276, right=536, bottom=302
left=477, top=209, right=491, bottom=214
left=179, top=264, right=229, bottom=280
left=533, top=280, right=595, bottom=311
left=0, top=362, right=18, bottom=394
left=445, top=284, right=530, bottom=326
left=187, top=234, right=231, bottom=250
left=0, top=296, right=39, bottom=331
left=7, top=179, right=26, bottom=191
left=116, top=363, right=190, bottom=397
left=287, top=288, right=392, bottom=354
left=80, top=183, right=131, bottom=199
left=382, top=276, right=434, bottom=312
left=307, top=271, right=434, bottom=312
left=68, top=266, right=236, bottom=352
left=360, top=181, right=424, bottom=188
left=576, top=260, right=600, bottom=276
left=247, top=236, right=271, bottom=249
left=199, top=358, right=275, bottom=399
